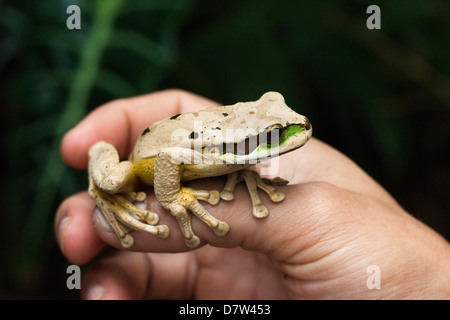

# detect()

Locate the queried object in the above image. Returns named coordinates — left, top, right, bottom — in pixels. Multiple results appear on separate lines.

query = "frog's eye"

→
left=207, top=124, right=285, bottom=157
left=266, top=127, right=281, bottom=145
left=259, top=124, right=282, bottom=146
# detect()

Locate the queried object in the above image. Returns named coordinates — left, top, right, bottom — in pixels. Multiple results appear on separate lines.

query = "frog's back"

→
left=130, top=91, right=304, bottom=161
left=131, top=106, right=223, bottom=161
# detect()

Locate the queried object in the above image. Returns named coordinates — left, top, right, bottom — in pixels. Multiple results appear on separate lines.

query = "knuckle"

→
left=302, top=181, right=351, bottom=212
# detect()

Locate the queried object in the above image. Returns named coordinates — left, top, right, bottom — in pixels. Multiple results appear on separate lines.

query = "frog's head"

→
left=206, top=91, right=312, bottom=163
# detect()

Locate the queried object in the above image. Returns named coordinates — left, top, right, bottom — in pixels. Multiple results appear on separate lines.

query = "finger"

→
left=81, top=251, right=147, bottom=299
left=61, top=89, right=217, bottom=169
left=81, top=250, right=196, bottom=299
left=89, top=175, right=312, bottom=255
left=55, top=191, right=105, bottom=264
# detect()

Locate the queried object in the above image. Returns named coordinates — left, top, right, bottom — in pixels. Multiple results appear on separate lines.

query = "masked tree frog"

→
left=88, top=92, right=312, bottom=248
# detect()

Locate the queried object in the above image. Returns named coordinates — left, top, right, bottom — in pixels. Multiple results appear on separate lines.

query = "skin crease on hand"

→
left=55, top=89, right=450, bottom=300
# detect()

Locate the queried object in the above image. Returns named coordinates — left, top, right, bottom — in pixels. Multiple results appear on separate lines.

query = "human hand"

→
left=55, top=90, right=450, bottom=299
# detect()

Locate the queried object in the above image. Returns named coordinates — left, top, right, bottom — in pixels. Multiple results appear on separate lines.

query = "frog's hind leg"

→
left=89, top=179, right=169, bottom=248
left=88, top=141, right=169, bottom=248
left=220, top=168, right=287, bottom=218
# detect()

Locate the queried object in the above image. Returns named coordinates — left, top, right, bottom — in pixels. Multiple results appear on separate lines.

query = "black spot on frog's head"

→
left=189, top=131, right=199, bottom=139
left=222, top=112, right=228, bottom=117
left=212, top=127, right=221, bottom=130
left=170, top=113, right=181, bottom=120
left=141, top=127, right=150, bottom=136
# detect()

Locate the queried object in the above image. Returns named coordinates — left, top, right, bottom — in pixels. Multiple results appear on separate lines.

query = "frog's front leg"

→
left=154, top=149, right=229, bottom=248
left=88, top=141, right=169, bottom=248
left=220, top=168, right=286, bottom=218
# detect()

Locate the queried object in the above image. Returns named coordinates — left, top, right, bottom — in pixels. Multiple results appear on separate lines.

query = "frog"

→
left=88, top=91, right=312, bottom=249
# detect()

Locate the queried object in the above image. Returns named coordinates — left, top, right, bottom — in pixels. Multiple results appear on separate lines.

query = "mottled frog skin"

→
left=88, top=92, right=312, bottom=248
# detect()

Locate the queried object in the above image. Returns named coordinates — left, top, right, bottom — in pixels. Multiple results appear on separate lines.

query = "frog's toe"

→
left=267, top=190, right=285, bottom=202
left=261, top=177, right=289, bottom=186
left=252, top=173, right=287, bottom=204
left=220, top=190, right=235, bottom=201
left=116, top=209, right=170, bottom=240
left=144, top=211, right=160, bottom=225
left=119, top=234, right=135, bottom=249
left=118, top=195, right=162, bottom=226
left=182, top=187, right=221, bottom=206
left=133, top=200, right=160, bottom=225
left=164, top=190, right=230, bottom=247
left=252, top=204, right=269, bottom=218
left=213, top=221, right=230, bottom=236
left=127, top=191, right=147, bottom=202
left=207, top=190, right=220, bottom=205
left=89, top=181, right=169, bottom=248
left=185, top=235, right=201, bottom=248
left=94, top=206, right=136, bottom=247
left=220, top=171, right=239, bottom=201
left=155, top=225, right=170, bottom=238
left=186, top=199, right=230, bottom=237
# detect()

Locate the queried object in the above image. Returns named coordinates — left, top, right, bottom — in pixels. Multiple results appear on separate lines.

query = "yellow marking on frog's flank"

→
left=132, top=157, right=156, bottom=185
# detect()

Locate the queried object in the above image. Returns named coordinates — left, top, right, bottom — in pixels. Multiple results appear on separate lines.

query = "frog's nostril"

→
left=303, top=117, right=311, bottom=131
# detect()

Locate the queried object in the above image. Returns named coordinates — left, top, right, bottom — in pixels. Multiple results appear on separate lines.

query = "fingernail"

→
left=86, top=285, right=106, bottom=300
left=58, top=216, right=72, bottom=252
left=134, top=201, right=146, bottom=209
left=94, top=207, right=113, bottom=232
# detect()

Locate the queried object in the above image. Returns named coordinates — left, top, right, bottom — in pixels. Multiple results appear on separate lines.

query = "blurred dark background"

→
left=0, top=0, right=449, bottom=299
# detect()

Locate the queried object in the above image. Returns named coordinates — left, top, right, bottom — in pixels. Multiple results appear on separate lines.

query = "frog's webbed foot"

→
left=164, top=187, right=229, bottom=248
left=88, top=141, right=169, bottom=248
left=89, top=179, right=169, bottom=249
left=220, top=169, right=287, bottom=218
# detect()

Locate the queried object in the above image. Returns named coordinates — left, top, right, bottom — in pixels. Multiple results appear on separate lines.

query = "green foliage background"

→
left=0, top=0, right=449, bottom=298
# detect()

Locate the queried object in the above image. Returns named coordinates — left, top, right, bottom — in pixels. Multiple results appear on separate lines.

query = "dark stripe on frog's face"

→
left=206, top=124, right=304, bottom=156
